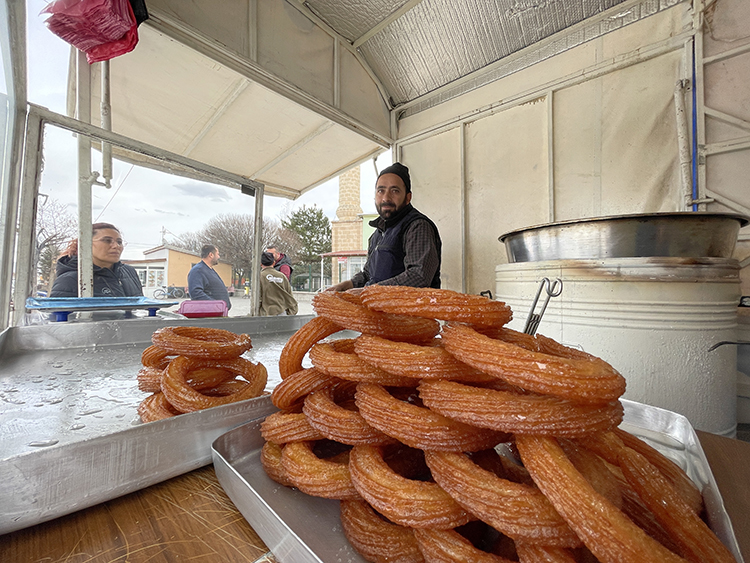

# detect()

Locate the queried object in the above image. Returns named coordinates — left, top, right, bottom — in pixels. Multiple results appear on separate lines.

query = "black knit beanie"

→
left=261, top=252, right=275, bottom=266
left=377, top=162, right=411, bottom=193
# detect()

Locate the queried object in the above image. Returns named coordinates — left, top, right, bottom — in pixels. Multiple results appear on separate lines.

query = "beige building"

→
left=124, top=244, right=233, bottom=298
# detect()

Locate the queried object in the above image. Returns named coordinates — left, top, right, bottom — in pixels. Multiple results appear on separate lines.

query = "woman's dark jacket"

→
left=50, top=255, right=143, bottom=297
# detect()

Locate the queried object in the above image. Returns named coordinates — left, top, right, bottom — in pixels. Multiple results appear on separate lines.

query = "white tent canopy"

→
left=68, top=0, right=647, bottom=199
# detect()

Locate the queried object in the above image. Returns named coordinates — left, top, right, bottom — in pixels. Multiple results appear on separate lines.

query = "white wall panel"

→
left=464, top=101, right=548, bottom=294
left=400, top=129, right=462, bottom=291
left=554, top=51, right=682, bottom=219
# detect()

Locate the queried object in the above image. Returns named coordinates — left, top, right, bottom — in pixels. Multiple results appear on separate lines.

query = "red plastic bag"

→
left=41, top=0, right=138, bottom=63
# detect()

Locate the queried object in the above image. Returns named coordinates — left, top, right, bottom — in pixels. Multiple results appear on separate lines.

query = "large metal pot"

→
left=499, top=212, right=749, bottom=263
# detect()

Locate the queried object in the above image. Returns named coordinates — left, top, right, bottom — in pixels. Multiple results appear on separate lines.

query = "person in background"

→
left=265, top=246, right=293, bottom=281
left=259, top=252, right=298, bottom=316
left=326, top=162, right=441, bottom=291
left=50, top=222, right=143, bottom=297
left=187, top=244, right=231, bottom=311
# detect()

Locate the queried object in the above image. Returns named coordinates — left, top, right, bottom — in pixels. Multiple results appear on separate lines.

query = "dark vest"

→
left=367, top=205, right=441, bottom=288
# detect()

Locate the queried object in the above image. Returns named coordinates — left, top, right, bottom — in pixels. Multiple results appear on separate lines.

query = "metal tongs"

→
left=523, top=277, right=563, bottom=335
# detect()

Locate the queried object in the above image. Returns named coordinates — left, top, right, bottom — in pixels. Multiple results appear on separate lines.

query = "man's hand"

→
left=324, top=280, right=354, bottom=292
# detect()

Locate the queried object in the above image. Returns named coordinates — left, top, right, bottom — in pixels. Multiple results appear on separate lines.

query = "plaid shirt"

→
left=351, top=210, right=440, bottom=288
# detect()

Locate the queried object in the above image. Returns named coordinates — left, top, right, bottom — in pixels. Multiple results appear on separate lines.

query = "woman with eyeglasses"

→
left=50, top=222, right=143, bottom=298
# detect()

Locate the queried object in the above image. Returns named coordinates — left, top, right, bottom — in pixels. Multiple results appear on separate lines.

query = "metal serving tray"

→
left=212, top=399, right=744, bottom=563
left=0, top=314, right=316, bottom=535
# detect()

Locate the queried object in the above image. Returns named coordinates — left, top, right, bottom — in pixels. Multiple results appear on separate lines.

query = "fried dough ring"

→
left=260, top=411, right=325, bottom=444
left=138, top=365, right=237, bottom=394
left=279, top=316, right=343, bottom=379
left=360, top=286, right=513, bottom=327
left=413, top=528, right=515, bottom=563
left=349, top=444, right=472, bottom=529
left=586, top=432, right=734, bottom=563
left=161, top=356, right=267, bottom=412
left=137, top=392, right=180, bottom=422
left=340, top=500, right=424, bottom=563
left=271, top=367, right=342, bottom=410
left=515, top=544, right=579, bottom=563
left=260, top=441, right=293, bottom=487
left=313, top=292, right=439, bottom=343
left=152, top=326, right=252, bottom=359
left=441, top=323, right=625, bottom=404
left=141, top=345, right=174, bottom=369
left=611, top=428, right=703, bottom=515
left=137, top=366, right=165, bottom=393
left=303, top=387, right=397, bottom=446
left=515, top=434, right=686, bottom=563
left=281, top=440, right=360, bottom=500
left=424, top=450, right=581, bottom=547
left=356, top=383, right=508, bottom=452
left=309, top=341, right=417, bottom=386
left=419, top=380, right=623, bottom=437
left=354, top=334, right=491, bottom=381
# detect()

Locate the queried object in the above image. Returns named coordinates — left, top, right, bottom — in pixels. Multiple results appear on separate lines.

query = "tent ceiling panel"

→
left=258, top=123, right=384, bottom=192
left=306, top=0, right=634, bottom=105
left=143, top=0, right=252, bottom=59
left=73, top=0, right=688, bottom=197
left=257, top=1, right=336, bottom=107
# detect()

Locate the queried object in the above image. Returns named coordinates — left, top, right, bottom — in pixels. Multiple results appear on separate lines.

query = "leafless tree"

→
left=36, top=197, right=78, bottom=290
left=171, top=213, right=296, bottom=285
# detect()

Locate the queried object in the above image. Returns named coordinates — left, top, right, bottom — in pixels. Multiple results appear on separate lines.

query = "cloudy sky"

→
left=27, top=1, right=387, bottom=260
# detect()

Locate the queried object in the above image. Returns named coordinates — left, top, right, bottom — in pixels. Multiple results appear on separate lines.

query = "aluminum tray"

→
left=212, top=399, right=744, bottom=563
left=0, top=314, right=316, bottom=535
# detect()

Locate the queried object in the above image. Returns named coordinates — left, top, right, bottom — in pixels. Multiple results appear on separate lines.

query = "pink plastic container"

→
left=177, top=300, right=228, bottom=318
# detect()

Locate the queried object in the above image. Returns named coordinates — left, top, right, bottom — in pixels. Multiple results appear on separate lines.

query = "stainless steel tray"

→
left=212, top=399, right=744, bottom=563
left=0, top=314, right=316, bottom=535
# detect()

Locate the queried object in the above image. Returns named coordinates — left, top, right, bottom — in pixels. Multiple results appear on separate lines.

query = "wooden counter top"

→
left=2, top=432, right=749, bottom=563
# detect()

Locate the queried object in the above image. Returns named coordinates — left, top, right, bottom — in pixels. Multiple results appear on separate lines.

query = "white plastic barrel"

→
left=495, top=257, right=741, bottom=437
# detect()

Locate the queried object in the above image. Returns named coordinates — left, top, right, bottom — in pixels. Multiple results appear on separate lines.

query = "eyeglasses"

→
left=93, top=237, right=126, bottom=248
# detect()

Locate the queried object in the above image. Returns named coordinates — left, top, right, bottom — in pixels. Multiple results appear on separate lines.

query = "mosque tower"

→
left=330, top=166, right=364, bottom=285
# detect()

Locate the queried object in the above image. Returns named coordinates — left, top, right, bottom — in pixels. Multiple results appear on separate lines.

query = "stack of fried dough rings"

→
left=137, top=326, right=267, bottom=422
left=261, top=286, right=736, bottom=563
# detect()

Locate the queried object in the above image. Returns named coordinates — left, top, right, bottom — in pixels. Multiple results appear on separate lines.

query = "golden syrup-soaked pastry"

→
left=313, top=291, right=439, bottom=343
left=271, top=367, right=341, bottom=410
left=278, top=316, right=342, bottom=379
left=309, top=341, right=417, bottom=386
left=413, top=528, right=515, bottom=563
left=281, top=440, right=360, bottom=500
left=260, top=411, right=325, bottom=444
left=515, top=434, right=687, bottom=563
left=303, top=387, right=397, bottom=447
left=354, top=334, right=491, bottom=382
left=348, top=444, right=472, bottom=530
left=360, top=285, right=513, bottom=327
left=355, top=383, right=508, bottom=452
left=260, top=441, right=293, bottom=487
left=340, top=499, right=424, bottom=563
left=137, top=392, right=180, bottom=422
left=441, top=323, right=625, bottom=405
left=419, top=379, right=623, bottom=437
left=424, top=450, right=581, bottom=548
left=151, top=326, right=252, bottom=359
left=161, top=356, right=267, bottom=413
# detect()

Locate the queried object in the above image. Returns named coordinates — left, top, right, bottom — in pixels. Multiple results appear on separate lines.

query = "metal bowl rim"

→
left=498, top=212, right=750, bottom=243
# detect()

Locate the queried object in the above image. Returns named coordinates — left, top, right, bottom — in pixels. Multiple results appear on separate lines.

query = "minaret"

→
left=331, top=166, right=364, bottom=284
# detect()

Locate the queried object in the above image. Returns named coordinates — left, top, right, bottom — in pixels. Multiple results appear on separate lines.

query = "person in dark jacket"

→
left=187, top=244, right=231, bottom=311
left=265, top=246, right=293, bottom=281
left=326, top=162, right=441, bottom=291
left=50, top=223, right=143, bottom=297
